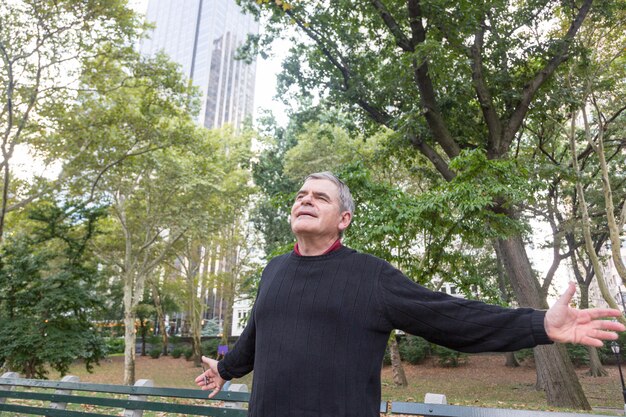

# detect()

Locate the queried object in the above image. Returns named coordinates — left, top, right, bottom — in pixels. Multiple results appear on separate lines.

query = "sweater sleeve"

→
left=218, top=303, right=256, bottom=380
left=377, top=263, right=552, bottom=352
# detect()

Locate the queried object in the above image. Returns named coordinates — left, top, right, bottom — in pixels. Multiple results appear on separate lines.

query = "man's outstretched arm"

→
left=545, top=282, right=626, bottom=346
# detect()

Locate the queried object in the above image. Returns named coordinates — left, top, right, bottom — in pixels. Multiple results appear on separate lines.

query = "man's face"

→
left=290, top=178, right=351, bottom=239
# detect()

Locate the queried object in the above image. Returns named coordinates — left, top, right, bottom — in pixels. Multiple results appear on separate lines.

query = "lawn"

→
left=50, top=353, right=624, bottom=415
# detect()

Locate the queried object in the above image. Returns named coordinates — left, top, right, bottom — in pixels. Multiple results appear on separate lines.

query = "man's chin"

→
left=290, top=223, right=319, bottom=235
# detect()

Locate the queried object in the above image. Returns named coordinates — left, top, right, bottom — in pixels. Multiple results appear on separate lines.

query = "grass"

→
left=44, top=353, right=624, bottom=415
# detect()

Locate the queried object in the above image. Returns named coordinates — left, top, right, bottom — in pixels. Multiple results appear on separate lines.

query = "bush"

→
left=171, top=346, right=184, bottom=359
left=433, top=345, right=467, bottom=367
left=399, top=335, right=429, bottom=364
left=566, top=343, right=590, bottom=366
left=149, top=345, right=162, bottom=359
left=201, top=338, right=220, bottom=358
left=183, top=347, right=194, bottom=361
left=104, top=337, right=125, bottom=355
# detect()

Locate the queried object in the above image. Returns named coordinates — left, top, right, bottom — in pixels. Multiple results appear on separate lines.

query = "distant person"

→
left=196, top=171, right=625, bottom=417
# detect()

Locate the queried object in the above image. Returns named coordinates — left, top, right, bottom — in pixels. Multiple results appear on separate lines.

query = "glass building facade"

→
left=140, top=0, right=258, bottom=129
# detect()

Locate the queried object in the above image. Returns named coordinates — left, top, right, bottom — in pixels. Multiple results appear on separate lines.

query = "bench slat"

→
left=390, top=402, right=609, bottom=417
left=0, top=403, right=112, bottom=417
left=0, top=391, right=247, bottom=416
left=0, top=378, right=249, bottom=402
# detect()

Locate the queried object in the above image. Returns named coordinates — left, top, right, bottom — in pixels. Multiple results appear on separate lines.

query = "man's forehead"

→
left=297, top=178, right=340, bottom=196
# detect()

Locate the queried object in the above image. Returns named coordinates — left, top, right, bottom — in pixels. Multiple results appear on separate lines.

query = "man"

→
left=196, top=171, right=625, bottom=417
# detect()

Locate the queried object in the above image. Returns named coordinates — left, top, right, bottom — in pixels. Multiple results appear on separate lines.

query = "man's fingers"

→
left=580, top=336, right=604, bottom=348
left=587, top=308, right=625, bottom=321
left=208, top=387, right=221, bottom=399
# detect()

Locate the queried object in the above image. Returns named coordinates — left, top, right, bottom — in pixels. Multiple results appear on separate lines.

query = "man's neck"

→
left=294, top=236, right=341, bottom=256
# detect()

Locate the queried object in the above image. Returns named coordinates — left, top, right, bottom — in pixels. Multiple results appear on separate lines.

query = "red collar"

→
left=294, top=239, right=342, bottom=256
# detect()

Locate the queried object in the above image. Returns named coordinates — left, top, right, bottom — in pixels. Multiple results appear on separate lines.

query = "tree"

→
left=172, top=126, right=256, bottom=365
left=0, top=200, right=107, bottom=378
left=55, top=50, right=213, bottom=384
left=520, top=14, right=626, bottom=376
left=0, top=0, right=141, bottom=242
left=238, top=0, right=626, bottom=408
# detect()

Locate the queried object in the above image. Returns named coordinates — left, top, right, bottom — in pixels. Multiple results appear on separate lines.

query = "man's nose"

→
left=300, top=193, right=313, bottom=204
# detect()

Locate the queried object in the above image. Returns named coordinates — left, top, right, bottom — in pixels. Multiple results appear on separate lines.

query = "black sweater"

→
left=218, top=246, right=551, bottom=417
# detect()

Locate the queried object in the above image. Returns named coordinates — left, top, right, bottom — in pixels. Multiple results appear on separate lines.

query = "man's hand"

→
left=195, top=356, right=225, bottom=398
left=545, top=282, right=626, bottom=347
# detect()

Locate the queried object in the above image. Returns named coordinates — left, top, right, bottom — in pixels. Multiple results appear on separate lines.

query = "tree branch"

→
left=369, top=0, right=414, bottom=51
left=406, top=0, right=460, bottom=158
left=503, top=0, right=593, bottom=149
left=469, top=22, right=503, bottom=157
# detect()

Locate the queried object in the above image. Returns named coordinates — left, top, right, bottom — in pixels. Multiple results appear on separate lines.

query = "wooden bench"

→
left=1, top=373, right=616, bottom=417
left=0, top=372, right=249, bottom=416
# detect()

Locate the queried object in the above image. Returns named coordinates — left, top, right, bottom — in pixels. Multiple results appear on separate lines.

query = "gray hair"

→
left=304, top=172, right=355, bottom=214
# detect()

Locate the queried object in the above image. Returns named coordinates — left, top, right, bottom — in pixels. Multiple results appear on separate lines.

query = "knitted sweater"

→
left=218, top=246, right=551, bottom=417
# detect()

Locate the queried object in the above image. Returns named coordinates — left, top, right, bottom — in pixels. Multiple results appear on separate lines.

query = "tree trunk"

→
left=587, top=346, right=608, bottom=377
left=496, top=236, right=591, bottom=409
left=505, top=352, right=520, bottom=367
left=150, top=280, right=169, bottom=356
left=389, top=335, right=407, bottom=387
left=123, top=310, right=136, bottom=385
left=220, top=235, right=237, bottom=347
left=577, top=283, right=608, bottom=377
left=188, top=241, right=203, bottom=366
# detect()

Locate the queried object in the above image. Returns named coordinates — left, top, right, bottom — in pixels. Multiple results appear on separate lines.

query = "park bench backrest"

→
left=0, top=373, right=249, bottom=417
left=389, top=401, right=614, bottom=417
left=1, top=373, right=614, bottom=417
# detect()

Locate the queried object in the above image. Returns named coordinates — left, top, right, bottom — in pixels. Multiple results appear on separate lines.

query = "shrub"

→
left=566, top=344, right=590, bottom=366
left=433, top=345, right=467, bottom=367
left=201, top=339, right=220, bottom=358
left=149, top=345, right=162, bottom=359
left=183, top=347, right=194, bottom=361
left=171, top=346, right=184, bottom=359
left=104, top=337, right=125, bottom=355
left=399, top=335, right=429, bottom=364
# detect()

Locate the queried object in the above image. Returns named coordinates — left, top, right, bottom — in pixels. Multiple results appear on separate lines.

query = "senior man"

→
left=196, top=171, right=625, bottom=417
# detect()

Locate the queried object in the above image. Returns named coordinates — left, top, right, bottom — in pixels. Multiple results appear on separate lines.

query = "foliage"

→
left=201, top=339, right=221, bottom=359
left=149, top=345, right=162, bottom=359
left=251, top=112, right=300, bottom=256
left=170, top=346, right=184, bottom=359
left=201, top=319, right=221, bottom=337
left=104, top=338, right=125, bottom=355
left=0, top=0, right=143, bottom=241
left=0, top=200, right=107, bottom=378
left=432, top=345, right=468, bottom=368
left=183, top=346, right=194, bottom=361
left=566, top=344, right=591, bottom=367
left=399, top=335, right=430, bottom=365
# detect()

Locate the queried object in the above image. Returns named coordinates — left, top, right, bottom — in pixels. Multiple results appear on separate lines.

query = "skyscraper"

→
left=140, top=0, right=258, bottom=129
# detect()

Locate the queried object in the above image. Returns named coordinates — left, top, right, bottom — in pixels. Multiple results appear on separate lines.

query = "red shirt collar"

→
left=294, top=239, right=342, bottom=256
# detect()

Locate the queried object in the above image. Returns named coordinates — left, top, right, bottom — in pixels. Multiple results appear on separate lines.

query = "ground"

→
left=54, top=353, right=625, bottom=414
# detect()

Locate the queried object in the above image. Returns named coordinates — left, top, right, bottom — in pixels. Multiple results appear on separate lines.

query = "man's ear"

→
left=338, top=211, right=352, bottom=232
